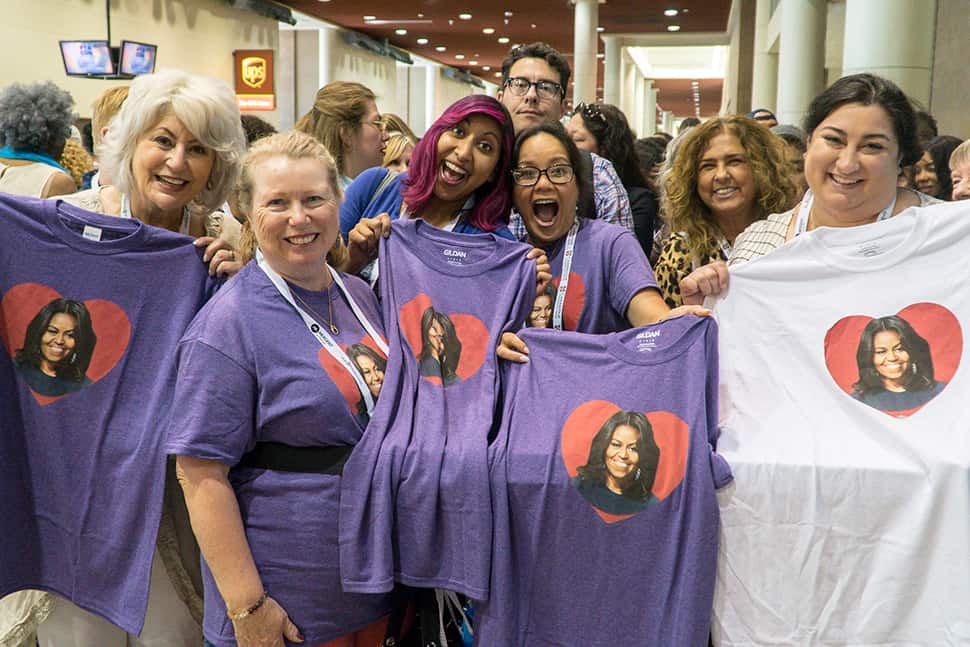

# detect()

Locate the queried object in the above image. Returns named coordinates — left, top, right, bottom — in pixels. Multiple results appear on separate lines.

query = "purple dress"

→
left=339, top=219, right=535, bottom=601
left=476, top=316, right=732, bottom=646
left=165, top=263, right=392, bottom=646
left=0, top=195, right=218, bottom=633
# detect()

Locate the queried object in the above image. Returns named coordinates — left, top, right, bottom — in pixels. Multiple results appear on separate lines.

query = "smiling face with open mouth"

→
left=696, top=131, right=756, bottom=223
left=251, top=154, right=340, bottom=290
left=513, top=131, right=579, bottom=247
left=432, top=114, right=502, bottom=209
left=805, top=102, right=900, bottom=223
left=130, top=111, right=215, bottom=223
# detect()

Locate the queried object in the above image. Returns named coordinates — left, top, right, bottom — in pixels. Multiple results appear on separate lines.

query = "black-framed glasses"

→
left=574, top=102, right=606, bottom=123
left=511, top=164, right=575, bottom=186
left=504, top=77, right=564, bottom=101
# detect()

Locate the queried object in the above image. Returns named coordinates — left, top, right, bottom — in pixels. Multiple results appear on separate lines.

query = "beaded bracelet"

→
left=227, top=591, right=267, bottom=621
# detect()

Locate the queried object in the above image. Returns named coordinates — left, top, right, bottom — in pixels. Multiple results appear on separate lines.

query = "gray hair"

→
left=0, top=81, right=75, bottom=153
left=100, top=69, right=246, bottom=215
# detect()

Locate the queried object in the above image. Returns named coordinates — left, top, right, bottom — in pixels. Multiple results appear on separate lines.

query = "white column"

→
left=750, top=0, right=778, bottom=111
left=842, top=0, right=936, bottom=106
left=602, top=35, right=621, bottom=106
left=572, top=0, right=599, bottom=105
left=643, top=83, right=657, bottom=137
left=776, top=0, right=826, bottom=125
left=633, top=72, right=645, bottom=135
left=621, top=53, right=637, bottom=118
left=661, top=110, right=675, bottom=135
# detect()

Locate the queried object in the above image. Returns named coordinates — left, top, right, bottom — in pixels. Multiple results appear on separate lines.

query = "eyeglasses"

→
left=511, top=164, right=575, bottom=186
left=574, top=102, right=606, bottom=123
left=504, top=77, right=564, bottom=101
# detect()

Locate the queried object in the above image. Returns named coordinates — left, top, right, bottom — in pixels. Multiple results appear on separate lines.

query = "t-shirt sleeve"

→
left=592, top=155, right=634, bottom=232
left=608, top=228, right=660, bottom=317
left=165, top=338, right=257, bottom=465
left=340, top=168, right=388, bottom=242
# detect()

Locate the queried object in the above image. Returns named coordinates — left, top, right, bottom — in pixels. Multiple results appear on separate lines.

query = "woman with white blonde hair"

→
left=63, top=68, right=247, bottom=277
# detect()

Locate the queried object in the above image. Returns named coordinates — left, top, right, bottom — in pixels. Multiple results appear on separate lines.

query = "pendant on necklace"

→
left=329, top=322, right=339, bottom=335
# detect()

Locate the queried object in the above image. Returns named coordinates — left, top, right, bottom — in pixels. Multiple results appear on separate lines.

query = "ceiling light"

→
left=531, top=23, right=537, bottom=28
left=455, top=54, right=465, bottom=59
left=664, top=9, right=679, bottom=17
left=504, top=10, right=514, bottom=17
left=459, top=13, right=473, bottom=20
left=417, top=38, right=429, bottom=45
left=597, top=53, right=604, bottom=58
left=495, top=72, right=503, bottom=77
left=395, top=28, right=407, bottom=35
left=417, top=13, right=424, bottom=18
left=667, top=25, right=681, bottom=31
left=469, top=60, right=478, bottom=65
left=363, top=15, right=375, bottom=20
left=498, top=37, right=510, bottom=44
left=483, top=27, right=495, bottom=34
left=482, top=65, right=491, bottom=71
left=436, top=46, right=447, bottom=52
left=596, top=26, right=605, bottom=32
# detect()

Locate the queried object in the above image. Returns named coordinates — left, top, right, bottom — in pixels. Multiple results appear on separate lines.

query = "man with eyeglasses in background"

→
left=497, top=42, right=633, bottom=240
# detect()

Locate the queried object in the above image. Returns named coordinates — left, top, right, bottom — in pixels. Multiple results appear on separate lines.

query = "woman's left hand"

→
left=527, top=247, right=551, bottom=292
left=195, top=236, right=243, bottom=278
left=660, top=304, right=712, bottom=321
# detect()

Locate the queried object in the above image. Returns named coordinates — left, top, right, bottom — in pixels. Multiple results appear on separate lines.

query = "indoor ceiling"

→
left=278, top=0, right=732, bottom=117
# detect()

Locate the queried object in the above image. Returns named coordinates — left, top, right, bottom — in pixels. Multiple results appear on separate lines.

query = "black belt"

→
left=237, top=441, right=352, bottom=475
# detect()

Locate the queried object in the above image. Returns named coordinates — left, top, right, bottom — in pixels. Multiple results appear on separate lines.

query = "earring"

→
left=911, top=361, right=918, bottom=374
left=69, top=351, right=77, bottom=364
left=635, top=468, right=641, bottom=480
left=206, top=179, right=213, bottom=191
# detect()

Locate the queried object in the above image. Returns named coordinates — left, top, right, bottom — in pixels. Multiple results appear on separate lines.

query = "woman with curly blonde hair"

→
left=654, top=116, right=797, bottom=306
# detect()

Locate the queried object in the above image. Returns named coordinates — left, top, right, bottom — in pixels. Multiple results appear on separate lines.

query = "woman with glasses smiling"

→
left=499, top=122, right=708, bottom=361
left=295, top=81, right=389, bottom=188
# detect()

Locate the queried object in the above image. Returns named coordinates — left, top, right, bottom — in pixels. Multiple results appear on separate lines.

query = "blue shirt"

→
left=339, top=167, right=514, bottom=242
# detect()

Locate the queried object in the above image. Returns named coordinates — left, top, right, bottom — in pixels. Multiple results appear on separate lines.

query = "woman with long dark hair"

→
left=851, top=315, right=945, bottom=412
left=417, top=307, right=462, bottom=386
left=14, top=298, right=96, bottom=396
left=573, top=410, right=660, bottom=515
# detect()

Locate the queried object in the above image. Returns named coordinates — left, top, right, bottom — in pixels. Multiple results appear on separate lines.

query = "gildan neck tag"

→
left=605, top=315, right=705, bottom=366
left=805, top=207, right=926, bottom=273
left=48, top=199, right=148, bottom=254
left=409, top=219, right=499, bottom=276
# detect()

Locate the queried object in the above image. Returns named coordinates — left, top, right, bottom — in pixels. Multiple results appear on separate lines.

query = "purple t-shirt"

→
left=0, top=194, right=218, bottom=633
left=537, top=217, right=658, bottom=333
left=165, top=262, right=391, bottom=646
left=339, top=219, right=535, bottom=600
left=476, top=316, right=732, bottom=646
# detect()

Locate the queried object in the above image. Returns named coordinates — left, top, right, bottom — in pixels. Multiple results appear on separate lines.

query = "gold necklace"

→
left=292, top=285, right=339, bottom=335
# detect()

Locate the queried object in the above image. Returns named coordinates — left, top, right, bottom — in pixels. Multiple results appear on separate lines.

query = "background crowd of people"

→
left=1, top=35, right=968, bottom=647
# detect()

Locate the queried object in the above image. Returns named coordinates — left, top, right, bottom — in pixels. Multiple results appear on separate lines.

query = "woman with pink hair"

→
left=340, top=95, right=520, bottom=274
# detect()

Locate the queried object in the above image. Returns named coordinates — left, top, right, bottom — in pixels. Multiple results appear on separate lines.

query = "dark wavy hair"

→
left=852, top=315, right=936, bottom=395
left=574, top=103, right=647, bottom=189
left=512, top=121, right=594, bottom=219
left=347, top=343, right=387, bottom=416
left=402, top=95, right=514, bottom=232
left=924, top=135, right=963, bottom=200
left=418, top=307, right=461, bottom=383
left=501, top=42, right=571, bottom=91
left=0, top=81, right=75, bottom=156
left=576, top=410, right=659, bottom=502
left=15, top=298, right=96, bottom=383
left=804, top=73, right=921, bottom=167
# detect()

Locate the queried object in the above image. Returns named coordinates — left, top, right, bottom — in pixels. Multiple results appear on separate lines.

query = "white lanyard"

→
left=552, top=218, right=580, bottom=330
left=121, top=194, right=191, bottom=235
left=256, top=250, right=389, bottom=416
left=793, top=188, right=896, bottom=237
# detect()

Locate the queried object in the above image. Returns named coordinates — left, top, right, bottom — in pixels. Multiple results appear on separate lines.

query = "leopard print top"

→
left=654, top=232, right=724, bottom=308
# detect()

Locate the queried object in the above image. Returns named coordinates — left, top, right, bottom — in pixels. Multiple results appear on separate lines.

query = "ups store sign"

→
left=234, top=49, right=275, bottom=111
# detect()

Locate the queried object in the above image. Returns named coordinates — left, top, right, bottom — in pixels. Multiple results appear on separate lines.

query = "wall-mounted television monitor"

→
left=119, top=40, right=157, bottom=76
left=60, top=40, right=115, bottom=76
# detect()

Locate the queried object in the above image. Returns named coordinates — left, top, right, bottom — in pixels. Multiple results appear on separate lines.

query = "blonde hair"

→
left=949, top=139, right=970, bottom=172
left=58, top=138, right=94, bottom=188
left=294, top=81, right=376, bottom=176
left=382, top=132, right=414, bottom=168
left=100, top=69, right=246, bottom=215
left=381, top=113, right=416, bottom=141
left=231, top=130, right=346, bottom=267
left=90, top=86, right=129, bottom=153
left=662, top=116, right=797, bottom=263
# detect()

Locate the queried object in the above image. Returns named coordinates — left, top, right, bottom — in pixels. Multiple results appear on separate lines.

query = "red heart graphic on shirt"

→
left=399, top=293, right=488, bottom=387
left=550, top=272, right=585, bottom=331
left=561, top=400, right=689, bottom=524
left=318, top=334, right=387, bottom=417
left=0, top=282, right=131, bottom=405
left=824, top=302, right=960, bottom=418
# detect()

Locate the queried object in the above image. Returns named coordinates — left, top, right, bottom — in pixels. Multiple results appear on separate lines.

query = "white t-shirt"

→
left=712, top=201, right=970, bottom=646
